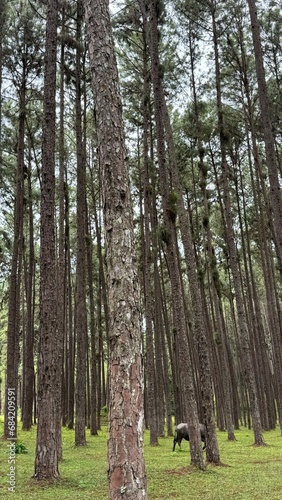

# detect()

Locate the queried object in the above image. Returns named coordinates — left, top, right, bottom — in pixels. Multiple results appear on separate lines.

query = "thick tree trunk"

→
left=83, top=0, right=147, bottom=498
left=34, top=0, right=61, bottom=480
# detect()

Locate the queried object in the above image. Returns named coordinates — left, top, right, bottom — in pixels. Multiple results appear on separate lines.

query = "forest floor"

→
left=0, top=417, right=282, bottom=499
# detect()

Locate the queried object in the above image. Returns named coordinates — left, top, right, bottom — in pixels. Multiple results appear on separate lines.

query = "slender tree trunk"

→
left=22, top=158, right=35, bottom=431
left=84, top=0, right=147, bottom=497
left=66, top=172, right=75, bottom=430
left=85, top=203, right=98, bottom=436
left=58, top=7, right=67, bottom=431
left=140, top=28, right=158, bottom=445
left=4, top=82, right=24, bottom=439
left=75, top=0, right=87, bottom=447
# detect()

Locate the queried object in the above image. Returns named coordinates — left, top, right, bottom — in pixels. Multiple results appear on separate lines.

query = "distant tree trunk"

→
left=233, top=23, right=282, bottom=429
left=84, top=0, right=147, bottom=498
left=187, top=24, right=235, bottom=443
left=88, top=164, right=109, bottom=428
left=34, top=0, right=61, bottom=480
left=85, top=201, right=98, bottom=436
left=142, top=0, right=205, bottom=469
left=58, top=6, right=67, bottom=430
left=247, top=0, right=282, bottom=277
left=22, top=157, right=35, bottom=431
left=161, top=93, right=220, bottom=463
left=140, top=27, right=158, bottom=445
left=66, top=171, right=75, bottom=430
left=75, top=0, right=87, bottom=447
left=4, top=75, right=24, bottom=440
left=211, top=0, right=265, bottom=446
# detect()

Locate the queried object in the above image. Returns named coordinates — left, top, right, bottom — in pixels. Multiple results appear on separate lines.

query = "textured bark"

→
left=58, top=7, right=67, bottom=431
left=34, top=0, right=60, bottom=480
left=83, top=0, right=147, bottom=498
left=74, top=0, right=87, bottom=447
left=4, top=81, right=24, bottom=440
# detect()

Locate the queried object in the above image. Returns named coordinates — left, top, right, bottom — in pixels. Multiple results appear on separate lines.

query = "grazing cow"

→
left=172, top=423, right=206, bottom=452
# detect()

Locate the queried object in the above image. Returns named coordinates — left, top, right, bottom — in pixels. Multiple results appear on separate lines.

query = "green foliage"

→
left=159, top=226, right=171, bottom=245
left=15, top=440, right=28, bottom=454
left=168, top=191, right=178, bottom=222
left=0, top=419, right=282, bottom=499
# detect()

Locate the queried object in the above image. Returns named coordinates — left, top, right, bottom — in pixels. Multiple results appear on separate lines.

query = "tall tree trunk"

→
left=211, top=0, right=265, bottom=446
left=22, top=157, right=35, bottom=431
left=85, top=200, right=98, bottom=436
left=58, top=6, right=67, bottom=430
left=4, top=53, right=25, bottom=439
left=84, top=0, right=147, bottom=498
left=162, top=95, right=220, bottom=463
left=187, top=23, right=235, bottom=443
left=247, top=0, right=282, bottom=276
left=75, top=0, right=87, bottom=447
left=34, top=0, right=61, bottom=480
left=142, top=0, right=205, bottom=469
left=140, top=26, right=158, bottom=445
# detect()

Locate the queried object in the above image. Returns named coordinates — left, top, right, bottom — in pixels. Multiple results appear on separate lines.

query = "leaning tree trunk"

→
left=83, top=0, right=147, bottom=498
left=34, top=0, right=61, bottom=480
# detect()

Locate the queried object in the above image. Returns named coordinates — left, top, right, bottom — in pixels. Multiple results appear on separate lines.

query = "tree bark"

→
left=34, top=0, right=61, bottom=480
left=74, top=0, right=87, bottom=447
left=83, top=0, right=147, bottom=498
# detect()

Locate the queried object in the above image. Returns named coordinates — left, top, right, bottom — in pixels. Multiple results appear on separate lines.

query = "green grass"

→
left=0, top=417, right=282, bottom=499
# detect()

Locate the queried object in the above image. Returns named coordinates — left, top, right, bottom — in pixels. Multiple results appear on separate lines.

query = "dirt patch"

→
left=165, top=466, right=199, bottom=476
left=165, top=462, right=231, bottom=476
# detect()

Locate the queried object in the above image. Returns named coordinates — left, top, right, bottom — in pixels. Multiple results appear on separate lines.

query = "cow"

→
left=172, top=422, right=206, bottom=452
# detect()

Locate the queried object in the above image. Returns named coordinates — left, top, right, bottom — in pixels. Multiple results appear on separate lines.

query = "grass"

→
left=0, top=417, right=282, bottom=499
